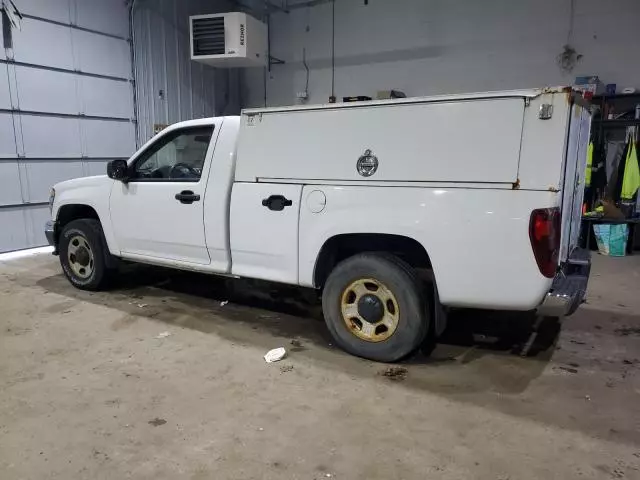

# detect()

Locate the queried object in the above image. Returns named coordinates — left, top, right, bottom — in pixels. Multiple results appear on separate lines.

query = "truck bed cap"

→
left=242, top=86, right=570, bottom=115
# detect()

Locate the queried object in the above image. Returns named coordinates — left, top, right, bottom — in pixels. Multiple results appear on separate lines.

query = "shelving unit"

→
left=591, top=93, right=640, bottom=138
left=590, top=93, right=639, bottom=160
left=582, top=92, right=640, bottom=253
left=594, top=119, right=640, bottom=129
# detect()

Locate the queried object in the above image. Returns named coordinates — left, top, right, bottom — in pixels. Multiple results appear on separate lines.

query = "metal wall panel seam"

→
left=67, top=6, right=85, bottom=173
left=188, top=30, right=193, bottom=122
left=0, top=157, right=127, bottom=162
left=137, top=9, right=149, bottom=142
left=24, top=205, right=36, bottom=246
left=3, top=62, right=20, bottom=158
left=161, top=0, right=169, bottom=125
left=150, top=4, right=164, bottom=128
left=74, top=67, right=83, bottom=117
left=17, top=155, right=32, bottom=203
left=69, top=0, right=77, bottom=32
left=0, top=59, right=131, bottom=82
left=200, top=63, right=205, bottom=118
left=174, top=0, right=181, bottom=124
left=129, top=0, right=140, bottom=148
left=140, top=8, right=151, bottom=142
left=75, top=64, right=84, bottom=173
left=2, top=60, right=26, bottom=207
left=146, top=10, right=155, bottom=140
left=0, top=109, right=134, bottom=122
left=78, top=116, right=87, bottom=176
left=5, top=61, right=31, bottom=205
left=11, top=64, right=26, bottom=158
left=0, top=201, right=48, bottom=209
left=20, top=13, right=130, bottom=42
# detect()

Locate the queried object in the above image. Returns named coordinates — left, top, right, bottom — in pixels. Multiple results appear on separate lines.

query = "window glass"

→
left=133, top=127, right=213, bottom=181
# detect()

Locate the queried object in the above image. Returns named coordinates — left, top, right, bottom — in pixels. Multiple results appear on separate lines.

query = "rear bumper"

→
left=45, top=220, right=58, bottom=254
left=537, top=248, right=591, bottom=317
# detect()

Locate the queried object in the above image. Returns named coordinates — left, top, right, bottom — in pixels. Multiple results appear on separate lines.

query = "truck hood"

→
left=52, top=175, right=115, bottom=221
left=54, top=175, right=112, bottom=193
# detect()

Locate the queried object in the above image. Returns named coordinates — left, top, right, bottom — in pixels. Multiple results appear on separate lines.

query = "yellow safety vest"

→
left=585, top=142, right=593, bottom=187
left=621, top=141, right=640, bottom=200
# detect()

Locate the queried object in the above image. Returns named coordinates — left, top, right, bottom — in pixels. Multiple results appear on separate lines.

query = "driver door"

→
left=109, top=124, right=217, bottom=265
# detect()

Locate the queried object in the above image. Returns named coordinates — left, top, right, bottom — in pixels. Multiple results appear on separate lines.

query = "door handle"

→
left=175, top=190, right=201, bottom=204
left=262, top=195, right=293, bottom=211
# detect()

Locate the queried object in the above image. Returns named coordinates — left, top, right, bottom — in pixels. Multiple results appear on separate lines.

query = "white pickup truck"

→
left=45, top=87, right=591, bottom=362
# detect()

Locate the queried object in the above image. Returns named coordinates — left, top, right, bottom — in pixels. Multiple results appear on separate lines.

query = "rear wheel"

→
left=322, top=253, right=429, bottom=362
left=59, top=219, right=110, bottom=290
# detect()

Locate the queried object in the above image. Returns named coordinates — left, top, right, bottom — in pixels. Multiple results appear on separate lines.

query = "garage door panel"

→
left=0, top=114, right=17, bottom=158
left=75, top=0, right=129, bottom=38
left=23, top=160, right=84, bottom=203
left=85, top=160, right=109, bottom=177
left=15, top=67, right=79, bottom=114
left=4, top=3, right=134, bottom=252
left=21, top=116, right=81, bottom=158
left=0, top=208, right=28, bottom=252
left=82, top=120, right=134, bottom=158
left=0, top=74, right=11, bottom=109
left=81, top=77, right=132, bottom=118
left=24, top=205, right=50, bottom=248
left=73, top=30, right=130, bottom=79
left=13, top=0, right=72, bottom=24
left=0, top=162, right=23, bottom=206
left=13, top=19, right=74, bottom=70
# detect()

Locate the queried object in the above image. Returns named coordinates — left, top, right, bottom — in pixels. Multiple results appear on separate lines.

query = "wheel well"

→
left=313, top=233, right=432, bottom=288
left=57, top=204, right=100, bottom=228
left=55, top=205, right=100, bottom=243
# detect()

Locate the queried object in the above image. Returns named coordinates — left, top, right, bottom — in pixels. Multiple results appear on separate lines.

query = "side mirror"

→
left=107, top=159, right=129, bottom=182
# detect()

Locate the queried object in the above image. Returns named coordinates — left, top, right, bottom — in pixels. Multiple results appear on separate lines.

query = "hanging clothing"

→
left=585, top=142, right=593, bottom=187
left=613, top=141, right=631, bottom=201
left=621, top=141, right=640, bottom=200
left=605, top=141, right=625, bottom=199
left=590, top=141, right=607, bottom=191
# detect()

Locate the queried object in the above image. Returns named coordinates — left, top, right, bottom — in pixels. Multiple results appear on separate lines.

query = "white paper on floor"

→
left=264, top=347, right=286, bottom=363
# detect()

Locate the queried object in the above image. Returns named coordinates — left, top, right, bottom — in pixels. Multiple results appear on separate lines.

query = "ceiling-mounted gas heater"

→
left=190, top=12, right=267, bottom=68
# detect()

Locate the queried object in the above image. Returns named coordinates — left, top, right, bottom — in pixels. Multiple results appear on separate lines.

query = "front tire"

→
left=59, top=219, right=110, bottom=291
left=322, top=253, right=429, bottom=362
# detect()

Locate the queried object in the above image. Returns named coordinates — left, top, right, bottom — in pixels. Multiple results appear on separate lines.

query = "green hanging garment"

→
left=585, top=142, right=593, bottom=187
left=621, top=140, right=640, bottom=200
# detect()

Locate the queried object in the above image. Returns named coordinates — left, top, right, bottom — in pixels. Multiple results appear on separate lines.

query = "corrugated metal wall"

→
left=0, top=0, right=136, bottom=252
left=133, top=0, right=240, bottom=145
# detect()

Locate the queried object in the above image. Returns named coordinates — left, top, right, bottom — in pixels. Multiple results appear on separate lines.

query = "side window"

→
left=132, top=126, right=214, bottom=181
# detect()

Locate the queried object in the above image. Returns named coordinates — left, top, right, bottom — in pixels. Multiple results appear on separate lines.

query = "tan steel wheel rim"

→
left=340, top=278, right=399, bottom=342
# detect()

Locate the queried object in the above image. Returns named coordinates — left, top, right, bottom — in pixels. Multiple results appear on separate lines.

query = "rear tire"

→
left=322, top=253, right=429, bottom=362
left=59, top=219, right=111, bottom=291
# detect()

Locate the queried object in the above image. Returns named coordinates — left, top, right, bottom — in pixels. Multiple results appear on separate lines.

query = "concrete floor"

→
left=1, top=253, right=639, bottom=480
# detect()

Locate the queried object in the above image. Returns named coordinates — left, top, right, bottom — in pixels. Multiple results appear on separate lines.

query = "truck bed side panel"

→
left=236, top=98, right=525, bottom=184
left=298, top=185, right=557, bottom=310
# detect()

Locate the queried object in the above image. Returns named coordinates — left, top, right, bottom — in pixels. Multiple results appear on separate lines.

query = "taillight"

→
left=529, top=208, right=560, bottom=278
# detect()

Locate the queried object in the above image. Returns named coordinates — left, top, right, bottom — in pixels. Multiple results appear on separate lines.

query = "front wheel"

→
left=322, top=253, right=429, bottom=362
left=59, top=219, right=110, bottom=291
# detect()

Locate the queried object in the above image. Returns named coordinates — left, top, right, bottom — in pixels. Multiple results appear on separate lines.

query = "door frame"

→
left=108, top=119, right=222, bottom=265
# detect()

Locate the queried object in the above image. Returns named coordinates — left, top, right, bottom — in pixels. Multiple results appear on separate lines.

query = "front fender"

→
left=53, top=176, right=119, bottom=255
